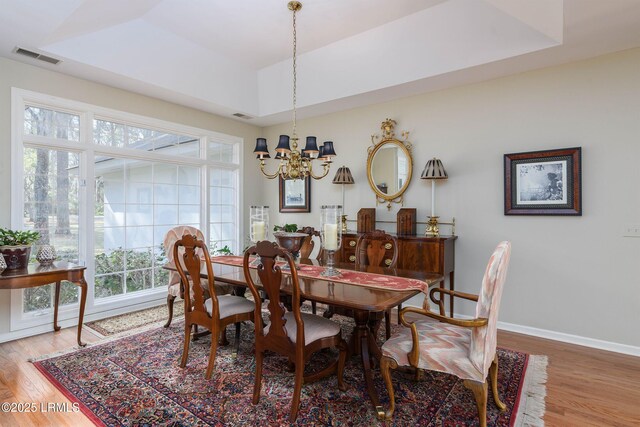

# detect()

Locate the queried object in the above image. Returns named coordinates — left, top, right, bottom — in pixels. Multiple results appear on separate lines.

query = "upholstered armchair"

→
left=379, top=241, right=511, bottom=427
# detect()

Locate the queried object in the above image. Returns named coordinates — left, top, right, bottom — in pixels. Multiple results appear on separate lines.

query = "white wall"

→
left=0, top=56, right=262, bottom=336
left=260, top=48, right=640, bottom=348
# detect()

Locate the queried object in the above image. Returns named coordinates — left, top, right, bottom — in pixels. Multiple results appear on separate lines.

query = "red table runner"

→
left=211, top=255, right=429, bottom=296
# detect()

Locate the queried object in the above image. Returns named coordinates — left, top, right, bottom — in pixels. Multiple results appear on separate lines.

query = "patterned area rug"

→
left=85, top=301, right=185, bottom=337
left=34, top=317, right=546, bottom=426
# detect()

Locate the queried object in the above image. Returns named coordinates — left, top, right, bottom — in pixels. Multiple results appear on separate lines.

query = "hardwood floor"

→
left=0, top=326, right=639, bottom=426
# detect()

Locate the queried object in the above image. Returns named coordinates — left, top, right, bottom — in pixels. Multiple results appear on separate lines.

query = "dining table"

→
left=165, top=257, right=443, bottom=415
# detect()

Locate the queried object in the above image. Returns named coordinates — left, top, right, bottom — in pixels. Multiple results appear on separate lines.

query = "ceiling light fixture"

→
left=253, top=1, right=336, bottom=180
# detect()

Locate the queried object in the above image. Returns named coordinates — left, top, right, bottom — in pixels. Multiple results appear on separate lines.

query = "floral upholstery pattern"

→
left=470, top=241, right=511, bottom=375
left=163, top=226, right=205, bottom=298
left=382, top=241, right=511, bottom=381
left=382, top=317, right=483, bottom=381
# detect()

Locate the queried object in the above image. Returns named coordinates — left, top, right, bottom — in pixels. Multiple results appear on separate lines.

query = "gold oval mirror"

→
left=367, top=119, right=413, bottom=209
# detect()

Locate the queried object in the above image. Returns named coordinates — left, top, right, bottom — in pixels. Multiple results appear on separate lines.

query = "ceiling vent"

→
left=232, top=113, right=253, bottom=120
left=14, top=47, right=61, bottom=65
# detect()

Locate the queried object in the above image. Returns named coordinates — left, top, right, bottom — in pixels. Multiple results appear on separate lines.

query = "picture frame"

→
left=504, top=147, right=582, bottom=216
left=279, top=176, right=311, bottom=213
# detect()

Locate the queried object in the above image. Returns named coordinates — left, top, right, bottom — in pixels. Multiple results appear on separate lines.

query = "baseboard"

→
left=402, top=302, right=640, bottom=357
left=496, top=320, right=640, bottom=357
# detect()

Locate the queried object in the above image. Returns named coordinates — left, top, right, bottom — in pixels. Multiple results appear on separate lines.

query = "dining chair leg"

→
left=379, top=356, right=398, bottom=420
left=384, top=310, right=392, bottom=340
left=396, top=303, right=402, bottom=324
left=289, top=359, right=304, bottom=422
left=253, top=349, right=264, bottom=404
left=205, top=328, right=219, bottom=380
left=233, top=322, right=242, bottom=358
left=463, top=379, right=488, bottom=427
left=311, top=301, right=317, bottom=314
left=164, top=295, right=176, bottom=328
left=489, top=354, right=506, bottom=411
left=180, top=322, right=191, bottom=368
left=337, top=339, right=348, bottom=392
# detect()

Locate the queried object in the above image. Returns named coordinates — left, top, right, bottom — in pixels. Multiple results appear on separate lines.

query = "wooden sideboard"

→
left=339, top=232, right=457, bottom=315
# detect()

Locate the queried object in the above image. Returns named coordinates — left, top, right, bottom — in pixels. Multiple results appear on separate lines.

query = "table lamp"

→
left=332, top=166, right=355, bottom=232
left=421, top=158, right=448, bottom=236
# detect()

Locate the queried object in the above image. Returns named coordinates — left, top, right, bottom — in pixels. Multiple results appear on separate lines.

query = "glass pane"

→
left=126, top=269, right=153, bottom=293
left=22, top=147, right=80, bottom=267
left=153, top=184, right=178, bottom=204
left=178, top=185, right=199, bottom=204
left=23, top=285, right=51, bottom=312
left=95, top=274, right=125, bottom=298
left=179, top=205, right=200, bottom=224
left=154, top=267, right=169, bottom=288
left=153, top=163, right=178, bottom=184
left=60, top=281, right=79, bottom=306
left=178, top=166, right=200, bottom=186
left=126, top=248, right=153, bottom=270
left=154, top=205, right=178, bottom=225
left=24, top=106, right=80, bottom=141
left=94, top=119, right=125, bottom=147
left=95, top=249, right=125, bottom=274
left=208, top=141, right=238, bottom=163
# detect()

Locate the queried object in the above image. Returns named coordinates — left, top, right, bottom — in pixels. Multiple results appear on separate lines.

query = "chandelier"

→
left=253, top=1, right=336, bottom=180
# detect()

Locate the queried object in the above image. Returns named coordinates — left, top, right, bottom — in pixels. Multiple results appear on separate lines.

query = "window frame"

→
left=9, top=88, right=243, bottom=335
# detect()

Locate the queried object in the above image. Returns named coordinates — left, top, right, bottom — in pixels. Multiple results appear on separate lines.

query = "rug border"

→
left=33, top=361, right=105, bottom=427
left=511, top=354, right=548, bottom=427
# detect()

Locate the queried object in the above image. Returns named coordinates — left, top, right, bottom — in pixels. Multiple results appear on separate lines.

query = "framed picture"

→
left=504, top=147, right=582, bottom=215
left=279, top=176, right=311, bottom=213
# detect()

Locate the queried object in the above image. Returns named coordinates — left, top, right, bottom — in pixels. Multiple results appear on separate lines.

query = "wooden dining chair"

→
left=299, top=226, right=322, bottom=314
left=378, top=241, right=511, bottom=427
left=355, top=229, right=399, bottom=339
left=243, top=240, right=348, bottom=422
left=163, top=225, right=204, bottom=328
left=173, top=233, right=254, bottom=379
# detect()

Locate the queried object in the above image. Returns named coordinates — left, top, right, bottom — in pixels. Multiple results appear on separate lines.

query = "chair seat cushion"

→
left=266, top=312, right=341, bottom=346
left=168, top=282, right=182, bottom=298
left=381, top=318, right=484, bottom=382
left=205, top=295, right=254, bottom=320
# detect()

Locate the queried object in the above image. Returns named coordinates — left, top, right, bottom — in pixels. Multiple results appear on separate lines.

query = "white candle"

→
left=324, top=223, right=338, bottom=251
left=253, top=221, right=265, bottom=241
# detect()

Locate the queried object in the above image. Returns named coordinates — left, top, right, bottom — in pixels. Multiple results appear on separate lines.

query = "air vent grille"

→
left=15, top=47, right=61, bottom=65
left=232, top=113, right=253, bottom=119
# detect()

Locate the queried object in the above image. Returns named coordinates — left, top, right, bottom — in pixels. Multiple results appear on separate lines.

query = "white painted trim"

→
left=8, top=87, right=243, bottom=337
left=403, top=301, right=640, bottom=357
left=0, top=295, right=166, bottom=344
left=496, top=319, right=640, bottom=358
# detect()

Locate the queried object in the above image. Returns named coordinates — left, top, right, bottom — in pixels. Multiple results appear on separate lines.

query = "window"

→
left=11, top=89, right=242, bottom=332
left=21, top=146, right=80, bottom=312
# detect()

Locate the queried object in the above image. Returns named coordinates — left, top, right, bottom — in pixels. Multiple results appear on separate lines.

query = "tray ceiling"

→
left=1, top=0, right=640, bottom=125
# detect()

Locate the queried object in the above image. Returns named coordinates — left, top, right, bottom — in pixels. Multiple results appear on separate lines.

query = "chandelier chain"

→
left=292, top=5, right=297, bottom=137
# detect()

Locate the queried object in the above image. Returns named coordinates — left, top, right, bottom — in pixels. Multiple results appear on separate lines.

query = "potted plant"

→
left=0, top=228, right=40, bottom=270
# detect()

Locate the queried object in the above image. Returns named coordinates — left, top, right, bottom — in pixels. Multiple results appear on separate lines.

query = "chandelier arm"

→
left=259, top=160, right=281, bottom=180
left=308, top=161, right=330, bottom=180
